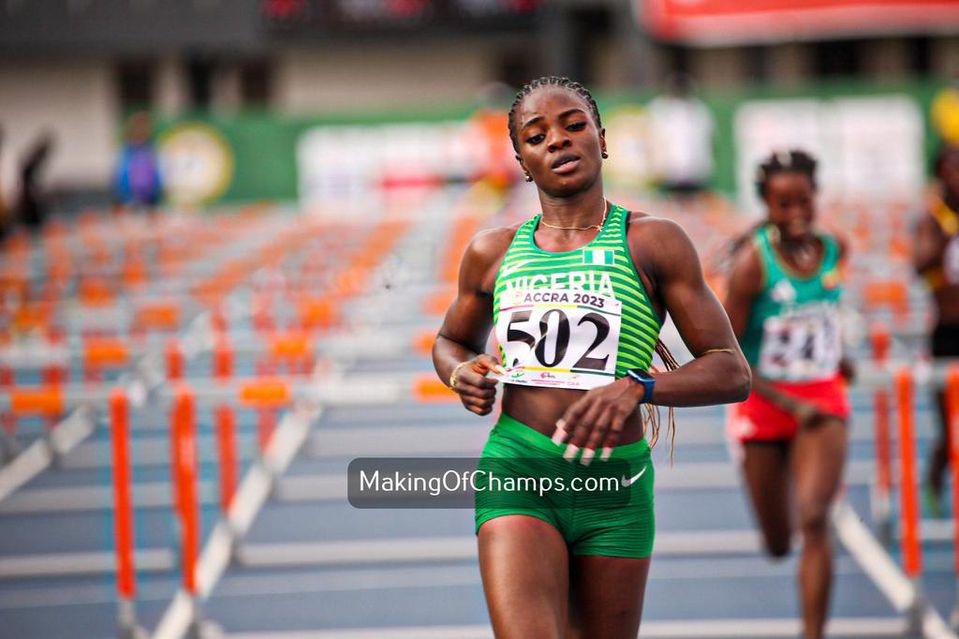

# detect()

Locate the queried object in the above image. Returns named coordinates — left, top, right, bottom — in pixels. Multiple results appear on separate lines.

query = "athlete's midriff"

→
left=501, top=385, right=647, bottom=445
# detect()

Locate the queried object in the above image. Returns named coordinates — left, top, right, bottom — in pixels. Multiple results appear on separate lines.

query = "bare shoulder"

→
left=626, top=212, right=699, bottom=265
left=627, top=212, right=689, bottom=242
left=728, top=231, right=761, bottom=273
left=465, top=223, right=523, bottom=268
left=727, top=232, right=763, bottom=295
left=461, top=222, right=524, bottom=292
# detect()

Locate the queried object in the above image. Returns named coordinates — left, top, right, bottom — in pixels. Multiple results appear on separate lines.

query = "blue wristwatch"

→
left=625, top=368, right=655, bottom=404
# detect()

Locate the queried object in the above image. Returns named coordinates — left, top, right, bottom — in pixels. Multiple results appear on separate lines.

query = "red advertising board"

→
left=640, top=0, right=959, bottom=45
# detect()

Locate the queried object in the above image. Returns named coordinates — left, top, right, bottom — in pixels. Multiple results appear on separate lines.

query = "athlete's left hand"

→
left=551, top=378, right=644, bottom=465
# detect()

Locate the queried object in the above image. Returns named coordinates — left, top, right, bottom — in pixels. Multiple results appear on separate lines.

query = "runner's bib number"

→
left=758, top=302, right=841, bottom=381
left=494, top=288, right=621, bottom=390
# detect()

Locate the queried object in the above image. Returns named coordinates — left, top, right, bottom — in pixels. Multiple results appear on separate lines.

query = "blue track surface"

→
left=0, top=195, right=953, bottom=638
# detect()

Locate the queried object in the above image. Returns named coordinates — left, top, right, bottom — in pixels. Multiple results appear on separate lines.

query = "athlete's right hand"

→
left=793, top=401, right=842, bottom=429
left=450, top=354, right=504, bottom=416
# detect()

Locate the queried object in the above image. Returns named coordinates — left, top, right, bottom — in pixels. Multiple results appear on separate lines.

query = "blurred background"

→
left=0, top=0, right=956, bottom=213
left=2, top=2, right=959, bottom=639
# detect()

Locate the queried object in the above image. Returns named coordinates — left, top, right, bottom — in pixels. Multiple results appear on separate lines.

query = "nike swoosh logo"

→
left=620, top=464, right=648, bottom=487
left=499, top=260, right=532, bottom=279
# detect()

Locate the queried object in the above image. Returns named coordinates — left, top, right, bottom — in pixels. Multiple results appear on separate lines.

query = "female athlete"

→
left=432, top=76, right=750, bottom=638
left=723, top=150, right=851, bottom=639
left=915, top=144, right=959, bottom=512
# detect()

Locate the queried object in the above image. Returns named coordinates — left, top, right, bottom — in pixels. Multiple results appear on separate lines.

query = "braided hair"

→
left=754, top=149, right=818, bottom=200
left=725, top=150, right=820, bottom=258
left=507, top=76, right=603, bottom=152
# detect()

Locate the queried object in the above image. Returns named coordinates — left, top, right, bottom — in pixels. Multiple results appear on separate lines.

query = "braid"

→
left=507, top=76, right=603, bottom=152
left=754, top=149, right=818, bottom=199
left=646, top=340, right=680, bottom=463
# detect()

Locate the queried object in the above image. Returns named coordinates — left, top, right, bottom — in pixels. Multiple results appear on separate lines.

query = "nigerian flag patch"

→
left=583, top=249, right=615, bottom=266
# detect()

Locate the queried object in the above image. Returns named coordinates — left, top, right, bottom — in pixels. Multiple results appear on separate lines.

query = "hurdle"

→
left=110, top=388, right=146, bottom=639
left=947, top=364, right=959, bottom=629
left=143, top=378, right=325, bottom=639
left=835, top=361, right=958, bottom=638
left=897, top=366, right=926, bottom=636
left=101, top=368, right=444, bottom=636
left=872, top=323, right=894, bottom=544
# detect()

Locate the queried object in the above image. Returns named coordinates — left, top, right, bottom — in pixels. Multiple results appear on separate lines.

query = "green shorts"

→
left=474, top=413, right=655, bottom=559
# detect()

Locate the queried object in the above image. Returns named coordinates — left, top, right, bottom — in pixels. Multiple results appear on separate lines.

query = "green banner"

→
left=153, top=78, right=948, bottom=205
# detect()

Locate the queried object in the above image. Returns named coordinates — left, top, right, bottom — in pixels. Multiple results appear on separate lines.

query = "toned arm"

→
left=636, top=217, right=751, bottom=406
left=432, top=226, right=516, bottom=415
left=556, top=216, right=751, bottom=457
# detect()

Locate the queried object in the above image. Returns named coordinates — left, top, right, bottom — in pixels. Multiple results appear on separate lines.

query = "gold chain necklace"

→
left=768, top=224, right=818, bottom=270
left=540, top=201, right=609, bottom=232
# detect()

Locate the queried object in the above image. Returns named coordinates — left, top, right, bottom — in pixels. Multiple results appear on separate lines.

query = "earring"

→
left=601, top=151, right=609, bottom=159
left=524, top=172, right=533, bottom=183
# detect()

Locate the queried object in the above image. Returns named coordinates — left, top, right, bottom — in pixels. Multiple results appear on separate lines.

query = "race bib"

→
left=758, top=302, right=841, bottom=381
left=493, top=288, right=621, bottom=390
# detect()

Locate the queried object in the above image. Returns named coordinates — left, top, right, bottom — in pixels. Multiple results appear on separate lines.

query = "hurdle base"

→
left=0, top=431, right=20, bottom=463
left=184, top=597, right=225, bottom=639
left=185, top=620, right=225, bottom=639
left=904, top=581, right=926, bottom=639
left=870, top=486, right=893, bottom=547
left=116, top=598, right=147, bottom=639
left=43, top=433, right=62, bottom=469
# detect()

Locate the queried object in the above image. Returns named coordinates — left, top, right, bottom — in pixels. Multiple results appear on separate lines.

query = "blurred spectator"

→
left=914, top=144, right=959, bottom=513
left=114, top=111, right=163, bottom=207
left=646, top=73, right=715, bottom=200
left=15, top=131, right=55, bottom=231
left=932, top=76, right=959, bottom=146
left=471, top=82, right=520, bottom=191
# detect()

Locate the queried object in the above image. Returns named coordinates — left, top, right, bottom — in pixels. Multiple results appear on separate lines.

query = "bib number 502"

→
left=505, top=308, right=611, bottom=371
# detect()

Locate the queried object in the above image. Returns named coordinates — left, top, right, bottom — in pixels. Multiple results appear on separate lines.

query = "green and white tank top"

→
left=740, top=225, right=843, bottom=382
left=491, top=204, right=662, bottom=390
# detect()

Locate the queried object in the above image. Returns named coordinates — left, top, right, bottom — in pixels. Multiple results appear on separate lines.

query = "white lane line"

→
left=0, top=457, right=884, bottom=514
left=0, top=529, right=762, bottom=579
left=0, top=548, right=174, bottom=578
left=239, top=536, right=475, bottom=567
left=46, top=410, right=931, bottom=473
left=0, top=556, right=889, bottom=611
left=0, top=455, right=885, bottom=514
left=225, top=617, right=908, bottom=639
left=235, top=530, right=763, bottom=568
left=229, top=626, right=488, bottom=639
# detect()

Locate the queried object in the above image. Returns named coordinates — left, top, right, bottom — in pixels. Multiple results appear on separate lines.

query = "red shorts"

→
left=727, top=375, right=850, bottom=443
